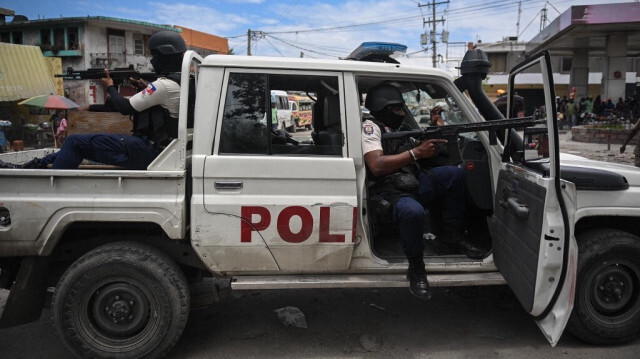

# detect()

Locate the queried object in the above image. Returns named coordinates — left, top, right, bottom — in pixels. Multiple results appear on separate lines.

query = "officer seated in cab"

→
left=361, top=83, right=486, bottom=300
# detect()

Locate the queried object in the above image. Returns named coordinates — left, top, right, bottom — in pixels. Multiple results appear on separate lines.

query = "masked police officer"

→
left=0, top=30, right=185, bottom=170
left=362, top=83, right=485, bottom=300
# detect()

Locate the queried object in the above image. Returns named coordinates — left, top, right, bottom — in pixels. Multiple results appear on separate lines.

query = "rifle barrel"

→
left=54, top=67, right=157, bottom=82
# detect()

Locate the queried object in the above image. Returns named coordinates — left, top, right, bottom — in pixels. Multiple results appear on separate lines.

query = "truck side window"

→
left=219, top=72, right=343, bottom=156
left=219, top=73, right=269, bottom=155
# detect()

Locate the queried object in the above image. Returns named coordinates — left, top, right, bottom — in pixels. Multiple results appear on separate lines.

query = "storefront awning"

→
left=0, top=43, right=57, bottom=102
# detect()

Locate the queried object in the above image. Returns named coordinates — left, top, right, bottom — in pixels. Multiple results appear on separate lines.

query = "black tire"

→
left=51, top=242, right=190, bottom=359
left=289, top=119, right=297, bottom=133
left=568, top=229, right=640, bottom=345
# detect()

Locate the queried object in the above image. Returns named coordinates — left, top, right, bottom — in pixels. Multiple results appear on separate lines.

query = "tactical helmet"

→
left=365, top=84, right=404, bottom=113
left=149, top=30, right=187, bottom=55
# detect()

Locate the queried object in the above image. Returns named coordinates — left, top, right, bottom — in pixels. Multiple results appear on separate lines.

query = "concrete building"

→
left=478, top=2, right=640, bottom=102
left=0, top=14, right=228, bottom=107
left=528, top=2, right=640, bottom=101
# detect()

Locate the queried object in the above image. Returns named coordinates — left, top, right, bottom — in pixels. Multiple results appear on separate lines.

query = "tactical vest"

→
left=367, top=118, right=419, bottom=210
left=131, top=73, right=180, bottom=147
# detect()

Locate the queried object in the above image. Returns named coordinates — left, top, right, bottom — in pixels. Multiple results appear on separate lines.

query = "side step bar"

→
left=231, top=272, right=506, bottom=290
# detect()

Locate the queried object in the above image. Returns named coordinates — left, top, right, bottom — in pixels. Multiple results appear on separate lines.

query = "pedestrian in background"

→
left=593, top=95, right=603, bottom=116
left=55, top=112, right=68, bottom=148
left=564, top=98, right=577, bottom=129
left=620, top=117, right=640, bottom=167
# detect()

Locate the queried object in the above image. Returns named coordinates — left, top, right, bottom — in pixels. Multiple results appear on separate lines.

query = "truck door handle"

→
left=499, top=197, right=529, bottom=219
left=214, top=181, right=243, bottom=189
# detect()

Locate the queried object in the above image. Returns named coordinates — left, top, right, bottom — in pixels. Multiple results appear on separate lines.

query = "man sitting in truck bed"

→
left=0, top=30, right=185, bottom=170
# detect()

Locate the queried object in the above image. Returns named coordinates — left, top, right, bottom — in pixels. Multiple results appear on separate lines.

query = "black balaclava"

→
left=375, top=106, right=404, bottom=129
left=151, top=53, right=183, bottom=76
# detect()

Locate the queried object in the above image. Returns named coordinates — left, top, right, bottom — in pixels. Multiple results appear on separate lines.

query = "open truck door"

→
left=488, top=50, right=578, bottom=346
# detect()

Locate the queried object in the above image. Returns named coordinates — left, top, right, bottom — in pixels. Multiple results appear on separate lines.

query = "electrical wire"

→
left=227, top=0, right=576, bottom=57
left=518, top=9, right=542, bottom=37
left=267, top=34, right=343, bottom=57
left=264, top=37, right=286, bottom=57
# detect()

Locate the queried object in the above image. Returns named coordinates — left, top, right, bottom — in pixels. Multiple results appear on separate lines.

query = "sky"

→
left=2, top=0, right=631, bottom=66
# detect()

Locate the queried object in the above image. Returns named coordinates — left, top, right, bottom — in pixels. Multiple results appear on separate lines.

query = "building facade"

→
left=0, top=15, right=228, bottom=107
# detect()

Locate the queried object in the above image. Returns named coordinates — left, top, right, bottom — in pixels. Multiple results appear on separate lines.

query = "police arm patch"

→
left=363, top=124, right=374, bottom=135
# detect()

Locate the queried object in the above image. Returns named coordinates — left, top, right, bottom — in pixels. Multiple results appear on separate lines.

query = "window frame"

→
left=215, top=68, right=345, bottom=157
left=133, top=34, right=144, bottom=55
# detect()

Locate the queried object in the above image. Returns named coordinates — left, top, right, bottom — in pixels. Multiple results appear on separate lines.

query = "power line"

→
left=229, top=0, right=573, bottom=57
left=266, top=34, right=342, bottom=58
left=226, top=0, right=564, bottom=41
left=263, top=37, right=286, bottom=57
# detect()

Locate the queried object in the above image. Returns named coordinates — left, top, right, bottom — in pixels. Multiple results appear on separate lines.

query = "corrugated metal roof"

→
left=0, top=43, right=57, bottom=102
left=0, top=16, right=178, bottom=32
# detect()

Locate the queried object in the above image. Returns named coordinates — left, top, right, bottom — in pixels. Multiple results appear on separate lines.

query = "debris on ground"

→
left=359, top=334, right=383, bottom=352
left=274, top=306, right=308, bottom=329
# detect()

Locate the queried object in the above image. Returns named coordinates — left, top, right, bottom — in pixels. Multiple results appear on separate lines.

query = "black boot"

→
left=0, top=159, right=19, bottom=169
left=407, top=257, right=431, bottom=300
left=441, top=226, right=487, bottom=259
left=0, top=158, right=46, bottom=169
left=19, top=157, right=46, bottom=169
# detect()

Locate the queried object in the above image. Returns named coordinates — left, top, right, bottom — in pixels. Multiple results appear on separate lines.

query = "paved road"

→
left=559, top=130, right=636, bottom=165
left=1, top=285, right=639, bottom=359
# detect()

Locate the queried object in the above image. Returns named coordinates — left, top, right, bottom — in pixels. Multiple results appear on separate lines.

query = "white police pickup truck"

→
left=1, top=43, right=639, bottom=359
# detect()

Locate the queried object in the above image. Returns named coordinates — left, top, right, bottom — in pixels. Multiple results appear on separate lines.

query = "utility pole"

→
left=419, top=1, right=449, bottom=68
left=540, top=5, right=548, bottom=32
left=247, top=29, right=252, bottom=56
left=516, top=1, right=522, bottom=38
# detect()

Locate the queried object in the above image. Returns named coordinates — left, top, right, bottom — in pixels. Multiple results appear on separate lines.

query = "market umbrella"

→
left=18, top=93, right=79, bottom=110
left=18, top=94, right=79, bottom=148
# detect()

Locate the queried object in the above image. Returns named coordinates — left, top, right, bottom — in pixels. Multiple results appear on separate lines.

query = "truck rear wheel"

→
left=51, top=241, right=190, bottom=359
left=568, top=228, right=640, bottom=344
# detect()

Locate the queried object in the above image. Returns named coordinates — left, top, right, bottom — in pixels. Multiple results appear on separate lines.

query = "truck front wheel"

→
left=51, top=242, right=190, bottom=359
left=568, top=229, right=640, bottom=344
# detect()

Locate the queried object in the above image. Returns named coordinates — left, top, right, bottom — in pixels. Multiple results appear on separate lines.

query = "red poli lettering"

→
left=277, top=206, right=313, bottom=243
left=240, top=205, right=355, bottom=243
left=319, top=207, right=344, bottom=243
left=241, top=206, right=271, bottom=243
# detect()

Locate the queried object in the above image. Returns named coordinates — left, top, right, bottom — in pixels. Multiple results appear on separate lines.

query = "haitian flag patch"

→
left=143, top=83, right=157, bottom=95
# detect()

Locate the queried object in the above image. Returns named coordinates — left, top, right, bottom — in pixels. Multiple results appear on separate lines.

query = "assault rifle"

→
left=55, top=65, right=157, bottom=85
left=382, top=117, right=547, bottom=166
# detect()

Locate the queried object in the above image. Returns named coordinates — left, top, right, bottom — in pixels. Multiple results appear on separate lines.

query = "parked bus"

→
left=288, top=94, right=314, bottom=131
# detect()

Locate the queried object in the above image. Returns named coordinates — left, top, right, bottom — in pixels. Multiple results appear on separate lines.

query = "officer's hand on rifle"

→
left=100, top=69, right=114, bottom=89
left=129, top=77, right=148, bottom=91
left=430, top=106, right=445, bottom=127
left=414, top=139, right=448, bottom=159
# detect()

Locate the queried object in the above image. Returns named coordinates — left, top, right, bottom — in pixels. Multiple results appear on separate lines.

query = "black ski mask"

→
left=150, top=54, right=182, bottom=76
left=378, top=106, right=405, bottom=129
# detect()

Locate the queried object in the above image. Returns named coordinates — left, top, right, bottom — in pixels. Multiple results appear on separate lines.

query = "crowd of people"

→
left=556, top=95, right=640, bottom=129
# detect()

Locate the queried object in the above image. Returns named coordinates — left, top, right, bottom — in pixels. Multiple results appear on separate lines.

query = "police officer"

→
left=362, top=83, right=485, bottom=300
left=1, top=30, right=185, bottom=170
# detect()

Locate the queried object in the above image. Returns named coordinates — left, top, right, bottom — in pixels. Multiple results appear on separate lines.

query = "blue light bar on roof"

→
left=344, top=42, right=408, bottom=63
